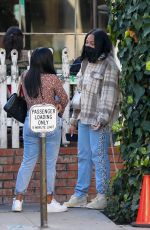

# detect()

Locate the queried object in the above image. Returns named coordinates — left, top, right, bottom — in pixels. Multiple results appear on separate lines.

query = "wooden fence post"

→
left=61, top=47, right=70, bottom=146
left=0, top=49, right=7, bottom=148
left=11, top=49, right=20, bottom=148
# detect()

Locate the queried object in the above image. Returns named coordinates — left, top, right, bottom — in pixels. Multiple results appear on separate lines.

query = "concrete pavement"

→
left=0, top=204, right=148, bottom=230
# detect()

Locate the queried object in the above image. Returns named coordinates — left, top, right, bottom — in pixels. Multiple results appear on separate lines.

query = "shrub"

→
left=105, top=0, right=150, bottom=224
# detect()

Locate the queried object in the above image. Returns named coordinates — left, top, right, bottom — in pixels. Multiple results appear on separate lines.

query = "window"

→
left=25, top=0, right=75, bottom=33
left=0, top=0, right=20, bottom=32
left=0, top=0, right=108, bottom=62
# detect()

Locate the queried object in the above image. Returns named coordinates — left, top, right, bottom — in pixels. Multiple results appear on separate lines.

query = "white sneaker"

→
left=86, top=194, right=107, bottom=210
left=47, top=199, right=68, bottom=213
left=64, top=195, right=87, bottom=208
left=12, top=198, right=23, bottom=212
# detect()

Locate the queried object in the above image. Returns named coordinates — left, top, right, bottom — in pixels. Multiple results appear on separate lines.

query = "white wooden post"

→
left=61, top=48, right=70, bottom=145
left=0, top=49, right=7, bottom=148
left=11, top=49, right=20, bottom=148
left=27, top=50, right=31, bottom=70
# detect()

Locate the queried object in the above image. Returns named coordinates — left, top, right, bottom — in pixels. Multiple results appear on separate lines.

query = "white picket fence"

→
left=0, top=48, right=71, bottom=148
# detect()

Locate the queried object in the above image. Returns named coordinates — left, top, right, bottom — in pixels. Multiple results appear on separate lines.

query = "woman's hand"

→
left=91, top=123, right=101, bottom=130
left=56, top=104, right=62, bottom=113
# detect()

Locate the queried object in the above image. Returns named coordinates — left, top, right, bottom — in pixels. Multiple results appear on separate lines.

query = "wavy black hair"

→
left=25, top=47, right=56, bottom=98
left=80, top=28, right=112, bottom=61
left=3, top=26, right=23, bottom=60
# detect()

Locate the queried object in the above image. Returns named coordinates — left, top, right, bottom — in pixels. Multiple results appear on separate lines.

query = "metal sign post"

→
left=29, top=104, right=57, bottom=229
left=40, top=132, right=47, bottom=228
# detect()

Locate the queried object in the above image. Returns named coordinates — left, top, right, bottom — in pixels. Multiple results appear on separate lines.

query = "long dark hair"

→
left=25, top=47, right=56, bottom=98
left=3, top=26, right=23, bottom=60
left=81, top=28, right=112, bottom=61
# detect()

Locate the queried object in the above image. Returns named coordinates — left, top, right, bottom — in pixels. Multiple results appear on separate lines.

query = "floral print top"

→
left=21, top=73, right=68, bottom=115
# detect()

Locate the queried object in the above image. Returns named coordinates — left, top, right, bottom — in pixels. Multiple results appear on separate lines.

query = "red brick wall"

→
left=0, top=147, right=123, bottom=204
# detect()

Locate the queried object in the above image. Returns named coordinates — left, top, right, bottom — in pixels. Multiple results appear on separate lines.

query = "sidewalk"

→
left=0, top=204, right=148, bottom=230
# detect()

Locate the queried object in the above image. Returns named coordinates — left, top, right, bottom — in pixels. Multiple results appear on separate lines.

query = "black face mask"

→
left=84, top=46, right=98, bottom=63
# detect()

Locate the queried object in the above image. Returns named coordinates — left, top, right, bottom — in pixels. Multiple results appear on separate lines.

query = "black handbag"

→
left=4, top=93, right=27, bottom=123
left=3, top=75, right=27, bottom=123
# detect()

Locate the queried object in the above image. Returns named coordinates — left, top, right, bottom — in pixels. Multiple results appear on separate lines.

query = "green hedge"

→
left=105, top=0, right=150, bottom=224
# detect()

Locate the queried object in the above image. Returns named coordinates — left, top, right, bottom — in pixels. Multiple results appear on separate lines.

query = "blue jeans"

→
left=15, top=113, right=62, bottom=195
left=75, top=121, right=110, bottom=197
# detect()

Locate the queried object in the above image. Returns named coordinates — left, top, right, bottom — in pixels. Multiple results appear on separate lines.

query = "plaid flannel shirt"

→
left=71, top=54, right=121, bottom=128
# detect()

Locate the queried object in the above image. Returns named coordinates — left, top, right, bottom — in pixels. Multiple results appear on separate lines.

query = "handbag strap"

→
left=81, top=59, right=88, bottom=75
left=110, top=132, right=118, bottom=172
left=17, top=76, right=22, bottom=96
left=17, top=71, right=27, bottom=96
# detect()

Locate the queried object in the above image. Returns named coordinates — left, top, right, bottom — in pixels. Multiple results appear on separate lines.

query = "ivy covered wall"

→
left=105, top=0, right=150, bottom=224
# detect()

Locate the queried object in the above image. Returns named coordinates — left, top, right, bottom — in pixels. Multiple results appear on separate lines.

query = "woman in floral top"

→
left=12, top=48, right=68, bottom=213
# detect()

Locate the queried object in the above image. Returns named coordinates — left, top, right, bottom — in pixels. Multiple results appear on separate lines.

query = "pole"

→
left=40, top=133, right=48, bottom=228
left=93, top=0, right=97, bottom=28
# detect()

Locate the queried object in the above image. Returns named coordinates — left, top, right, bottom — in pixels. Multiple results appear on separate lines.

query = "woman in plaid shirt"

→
left=65, top=29, right=120, bottom=210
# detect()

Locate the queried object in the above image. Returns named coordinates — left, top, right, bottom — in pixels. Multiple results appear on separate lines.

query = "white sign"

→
left=29, top=104, right=57, bottom=133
